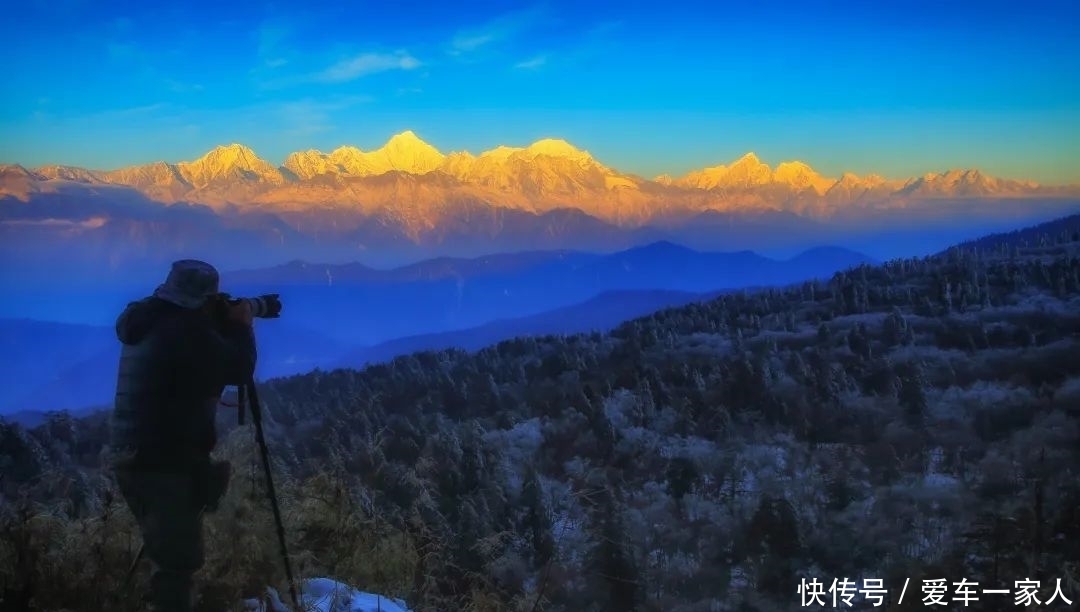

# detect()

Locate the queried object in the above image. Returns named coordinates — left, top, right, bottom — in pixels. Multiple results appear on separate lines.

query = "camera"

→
left=210, top=292, right=282, bottom=322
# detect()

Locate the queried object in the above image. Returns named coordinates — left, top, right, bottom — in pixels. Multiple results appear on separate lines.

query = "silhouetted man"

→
left=109, top=259, right=257, bottom=612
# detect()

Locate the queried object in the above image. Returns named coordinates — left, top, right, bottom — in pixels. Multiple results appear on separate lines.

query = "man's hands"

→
left=227, top=300, right=253, bottom=326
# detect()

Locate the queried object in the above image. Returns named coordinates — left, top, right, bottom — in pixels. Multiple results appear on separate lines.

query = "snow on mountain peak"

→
left=2, top=164, right=40, bottom=179
left=381, top=130, right=437, bottom=152
left=719, top=151, right=772, bottom=187
left=828, top=171, right=897, bottom=192
left=173, top=142, right=284, bottom=187
left=8, top=131, right=1056, bottom=221
left=386, top=129, right=423, bottom=144
left=216, top=142, right=255, bottom=154
left=198, top=143, right=264, bottom=169
left=774, top=160, right=833, bottom=194
left=524, top=138, right=593, bottom=161
left=734, top=152, right=762, bottom=165
left=676, top=153, right=834, bottom=191
left=371, top=131, right=445, bottom=174
left=774, top=160, right=813, bottom=173
left=328, top=145, right=365, bottom=161
left=34, top=165, right=106, bottom=184
left=479, top=144, right=522, bottom=159
left=284, top=149, right=339, bottom=179
left=445, top=150, right=476, bottom=161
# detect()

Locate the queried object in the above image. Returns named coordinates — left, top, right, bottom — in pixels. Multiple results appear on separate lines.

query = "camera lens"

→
left=242, top=294, right=282, bottom=318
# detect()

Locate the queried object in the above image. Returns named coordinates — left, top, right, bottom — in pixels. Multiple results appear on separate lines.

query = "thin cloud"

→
left=248, top=18, right=301, bottom=89
left=452, top=33, right=497, bottom=53
left=273, top=95, right=374, bottom=136
left=100, top=32, right=202, bottom=96
left=448, top=5, right=548, bottom=56
left=52, top=97, right=374, bottom=143
left=316, top=51, right=421, bottom=83
left=255, top=19, right=292, bottom=69
left=514, top=55, right=548, bottom=69
left=551, top=18, right=626, bottom=66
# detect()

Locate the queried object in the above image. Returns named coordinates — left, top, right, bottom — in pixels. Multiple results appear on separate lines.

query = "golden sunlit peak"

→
left=189, top=143, right=264, bottom=163
left=527, top=138, right=581, bottom=152
left=776, top=160, right=812, bottom=171
left=329, top=145, right=365, bottom=157
left=774, top=160, right=826, bottom=179
left=190, top=143, right=264, bottom=167
left=386, top=129, right=426, bottom=143
left=204, top=143, right=257, bottom=157
left=480, top=145, right=522, bottom=158
left=380, top=131, right=444, bottom=158
left=524, top=138, right=593, bottom=162
left=734, top=152, right=763, bottom=165
left=382, top=130, right=440, bottom=151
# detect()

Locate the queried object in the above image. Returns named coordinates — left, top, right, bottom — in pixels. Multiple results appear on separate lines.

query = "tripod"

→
left=240, top=377, right=301, bottom=610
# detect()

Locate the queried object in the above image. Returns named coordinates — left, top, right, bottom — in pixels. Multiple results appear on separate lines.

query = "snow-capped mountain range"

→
left=1, top=131, right=1078, bottom=275
left=5, top=130, right=1074, bottom=218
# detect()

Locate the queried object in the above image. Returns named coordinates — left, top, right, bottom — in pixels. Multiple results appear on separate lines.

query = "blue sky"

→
left=2, top=0, right=1078, bottom=183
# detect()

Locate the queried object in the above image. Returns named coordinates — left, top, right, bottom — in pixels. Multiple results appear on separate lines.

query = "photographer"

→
left=108, top=259, right=258, bottom=612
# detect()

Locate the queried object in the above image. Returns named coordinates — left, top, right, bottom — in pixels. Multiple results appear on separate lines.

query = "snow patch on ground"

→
left=243, top=578, right=412, bottom=612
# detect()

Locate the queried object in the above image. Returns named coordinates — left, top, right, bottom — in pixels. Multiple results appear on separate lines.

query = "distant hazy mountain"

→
left=219, top=241, right=877, bottom=345
left=223, top=242, right=874, bottom=287
left=0, top=318, right=349, bottom=414
left=335, top=288, right=725, bottom=369
left=0, top=239, right=873, bottom=414
left=2, top=131, right=1077, bottom=275
left=0, top=287, right=728, bottom=415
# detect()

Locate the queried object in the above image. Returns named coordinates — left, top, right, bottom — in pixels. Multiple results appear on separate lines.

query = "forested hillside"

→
left=2, top=215, right=1079, bottom=612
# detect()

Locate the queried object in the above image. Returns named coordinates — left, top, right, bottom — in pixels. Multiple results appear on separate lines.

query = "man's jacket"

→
left=109, top=297, right=256, bottom=471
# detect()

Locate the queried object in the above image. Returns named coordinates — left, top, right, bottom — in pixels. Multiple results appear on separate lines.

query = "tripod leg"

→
left=124, top=543, right=145, bottom=588
left=237, top=384, right=246, bottom=426
left=247, top=378, right=302, bottom=610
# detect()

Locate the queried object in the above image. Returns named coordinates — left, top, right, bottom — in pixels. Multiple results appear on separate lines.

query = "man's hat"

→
left=153, top=259, right=220, bottom=309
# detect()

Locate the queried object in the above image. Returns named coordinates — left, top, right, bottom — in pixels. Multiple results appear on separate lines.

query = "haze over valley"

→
left=0, top=239, right=876, bottom=413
